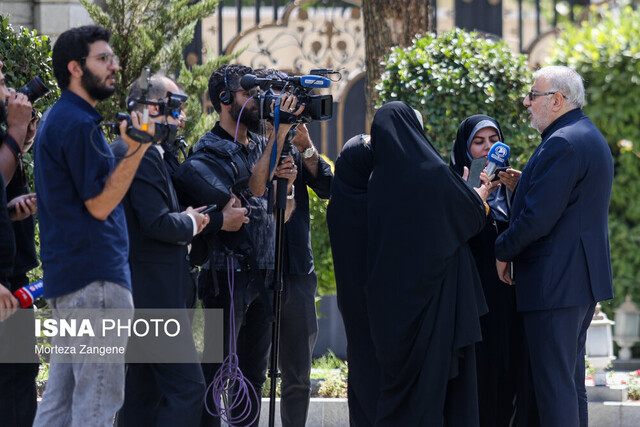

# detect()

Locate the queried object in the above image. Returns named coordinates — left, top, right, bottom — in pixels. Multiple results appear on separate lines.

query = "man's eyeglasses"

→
left=82, top=53, right=119, bottom=65
left=527, top=90, right=568, bottom=102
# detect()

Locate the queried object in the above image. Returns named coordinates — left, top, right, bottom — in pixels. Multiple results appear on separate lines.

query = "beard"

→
left=81, top=65, right=115, bottom=101
left=230, top=100, right=261, bottom=133
left=529, top=98, right=554, bottom=133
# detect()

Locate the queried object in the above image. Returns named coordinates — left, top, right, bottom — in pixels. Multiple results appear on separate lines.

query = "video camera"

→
left=106, top=67, right=187, bottom=147
left=239, top=69, right=335, bottom=124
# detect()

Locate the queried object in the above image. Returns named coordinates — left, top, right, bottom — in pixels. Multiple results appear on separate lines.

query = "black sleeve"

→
left=128, top=150, right=194, bottom=244
left=0, top=173, right=16, bottom=284
left=302, top=155, right=333, bottom=199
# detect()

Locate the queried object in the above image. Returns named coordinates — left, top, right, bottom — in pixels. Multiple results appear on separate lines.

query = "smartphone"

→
left=491, top=166, right=509, bottom=182
left=200, top=204, right=218, bottom=215
left=7, top=195, right=36, bottom=214
left=467, top=157, right=486, bottom=188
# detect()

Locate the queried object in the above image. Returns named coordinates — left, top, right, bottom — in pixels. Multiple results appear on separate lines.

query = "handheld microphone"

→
left=486, top=142, right=510, bottom=177
left=13, top=280, right=43, bottom=308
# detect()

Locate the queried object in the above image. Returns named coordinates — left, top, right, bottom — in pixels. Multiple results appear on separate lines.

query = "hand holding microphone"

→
left=13, top=280, right=43, bottom=308
left=471, top=142, right=510, bottom=202
left=485, top=141, right=510, bottom=178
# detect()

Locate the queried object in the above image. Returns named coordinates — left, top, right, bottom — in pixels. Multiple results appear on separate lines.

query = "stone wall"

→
left=0, top=0, right=93, bottom=39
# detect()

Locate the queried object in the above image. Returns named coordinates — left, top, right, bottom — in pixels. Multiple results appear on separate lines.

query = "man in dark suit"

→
left=495, top=65, right=614, bottom=427
left=113, top=75, right=249, bottom=426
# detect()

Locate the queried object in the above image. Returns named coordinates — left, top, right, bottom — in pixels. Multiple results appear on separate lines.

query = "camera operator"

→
left=0, top=61, right=35, bottom=184
left=173, top=64, right=300, bottom=427
left=253, top=68, right=333, bottom=426
left=110, top=75, right=209, bottom=427
left=32, top=25, right=154, bottom=426
left=0, top=58, right=40, bottom=427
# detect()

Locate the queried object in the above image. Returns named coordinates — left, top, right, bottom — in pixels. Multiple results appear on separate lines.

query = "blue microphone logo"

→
left=489, top=142, right=510, bottom=166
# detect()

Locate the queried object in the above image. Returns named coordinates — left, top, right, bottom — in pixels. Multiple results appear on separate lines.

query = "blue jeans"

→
left=33, top=281, right=133, bottom=427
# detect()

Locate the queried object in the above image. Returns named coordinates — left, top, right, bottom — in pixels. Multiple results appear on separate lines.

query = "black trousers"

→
left=523, top=303, right=595, bottom=427
left=119, top=362, right=205, bottom=427
left=277, top=272, right=319, bottom=427
left=200, top=268, right=272, bottom=427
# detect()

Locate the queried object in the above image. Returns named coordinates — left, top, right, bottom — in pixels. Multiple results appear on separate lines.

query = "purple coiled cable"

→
left=203, top=256, right=259, bottom=426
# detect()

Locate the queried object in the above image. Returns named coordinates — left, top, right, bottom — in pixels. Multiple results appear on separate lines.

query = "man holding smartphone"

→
left=112, top=74, right=216, bottom=426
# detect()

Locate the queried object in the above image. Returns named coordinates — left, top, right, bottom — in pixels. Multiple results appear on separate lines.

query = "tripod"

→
left=267, top=134, right=295, bottom=427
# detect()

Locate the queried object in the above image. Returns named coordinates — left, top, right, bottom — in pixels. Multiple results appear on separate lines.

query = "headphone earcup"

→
left=220, top=91, right=231, bottom=105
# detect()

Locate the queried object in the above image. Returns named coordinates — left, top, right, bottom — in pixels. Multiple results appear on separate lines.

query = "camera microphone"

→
left=486, top=142, right=510, bottom=177
left=240, top=74, right=331, bottom=90
left=240, top=74, right=269, bottom=90
left=284, top=75, right=331, bottom=88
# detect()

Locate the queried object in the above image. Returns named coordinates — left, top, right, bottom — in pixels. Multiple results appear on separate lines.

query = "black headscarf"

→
left=366, top=102, right=487, bottom=425
left=451, top=114, right=511, bottom=222
left=326, top=134, right=379, bottom=426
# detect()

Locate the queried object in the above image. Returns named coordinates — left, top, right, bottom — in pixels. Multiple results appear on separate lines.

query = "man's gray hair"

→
left=534, top=65, right=585, bottom=109
left=127, top=74, right=177, bottom=112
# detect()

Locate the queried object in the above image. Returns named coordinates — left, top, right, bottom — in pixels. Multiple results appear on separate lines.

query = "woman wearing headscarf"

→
left=366, top=101, right=495, bottom=426
left=451, top=115, right=537, bottom=427
left=327, top=134, right=378, bottom=426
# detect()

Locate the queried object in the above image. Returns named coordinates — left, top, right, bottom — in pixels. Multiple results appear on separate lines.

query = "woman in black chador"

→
left=327, top=134, right=379, bottom=426
left=451, top=115, right=538, bottom=427
left=366, top=102, right=492, bottom=426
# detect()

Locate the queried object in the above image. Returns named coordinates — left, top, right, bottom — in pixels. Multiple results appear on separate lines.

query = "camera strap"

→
left=267, top=102, right=281, bottom=185
left=2, top=133, right=22, bottom=162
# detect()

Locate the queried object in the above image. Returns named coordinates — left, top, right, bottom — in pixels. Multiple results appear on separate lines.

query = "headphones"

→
left=220, top=66, right=232, bottom=105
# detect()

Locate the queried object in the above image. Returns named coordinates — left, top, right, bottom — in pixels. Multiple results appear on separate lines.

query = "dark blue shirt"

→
left=34, top=90, right=131, bottom=299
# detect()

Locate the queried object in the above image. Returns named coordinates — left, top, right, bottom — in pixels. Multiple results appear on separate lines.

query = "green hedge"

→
left=376, top=28, right=537, bottom=168
left=309, top=155, right=335, bottom=297
left=1, top=16, right=58, bottom=284
left=547, top=4, right=640, bottom=313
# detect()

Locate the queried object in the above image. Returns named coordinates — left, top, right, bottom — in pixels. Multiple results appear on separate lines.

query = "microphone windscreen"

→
left=486, top=142, right=510, bottom=176
left=240, top=74, right=258, bottom=90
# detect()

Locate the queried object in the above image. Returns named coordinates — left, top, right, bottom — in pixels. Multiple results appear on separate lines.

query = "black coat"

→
left=112, top=141, right=194, bottom=308
left=366, top=102, right=487, bottom=426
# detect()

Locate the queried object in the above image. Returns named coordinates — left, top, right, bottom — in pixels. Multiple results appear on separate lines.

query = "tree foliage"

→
left=0, top=16, right=58, bottom=114
left=547, top=4, right=640, bottom=312
left=0, top=16, right=59, bottom=284
left=80, top=0, right=222, bottom=143
left=309, top=155, right=335, bottom=297
left=376, top=28, right=537, bottom=168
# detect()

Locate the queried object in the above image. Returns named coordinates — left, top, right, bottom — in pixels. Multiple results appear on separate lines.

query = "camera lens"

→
left=18, top=76, right=50, bottom=104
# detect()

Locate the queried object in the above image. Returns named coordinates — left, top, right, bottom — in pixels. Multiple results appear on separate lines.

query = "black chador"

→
left=451, top=115, right=538, bottom=427
left=366, top=102, right=487, bottom=426
left=327, top=134, right=379, bottom=426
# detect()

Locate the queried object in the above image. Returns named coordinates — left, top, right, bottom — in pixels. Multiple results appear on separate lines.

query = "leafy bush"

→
left=628, top=382, right=640, bottom=401
left=312, top=349, right=345, bottom=370
left=1, top=16, right=58, bottom=284
left=376, top=28, right=537, bottom=168
left=0, top=16, right=58, bottom=112
left=80, top=0, right=225, bottom=145
left=309, top=155, right=335, bottom=296
left=547, top=4, right=640, bottom=312
left=317, top=367, right=348, bottom=398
